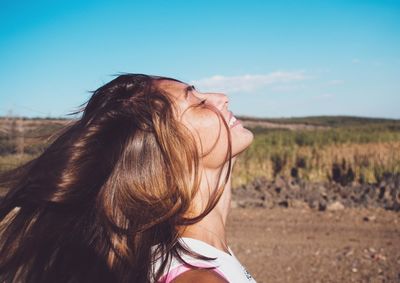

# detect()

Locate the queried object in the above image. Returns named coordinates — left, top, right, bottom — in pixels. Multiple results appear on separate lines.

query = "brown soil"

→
left=226, top=207, right=400, bottom=283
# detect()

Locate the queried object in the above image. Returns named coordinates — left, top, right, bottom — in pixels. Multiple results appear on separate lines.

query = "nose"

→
left=207, top=92, right=229, bottom=110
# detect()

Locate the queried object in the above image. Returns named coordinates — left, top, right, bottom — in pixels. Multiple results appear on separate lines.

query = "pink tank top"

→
left=151, top=237, right=257, bottom=283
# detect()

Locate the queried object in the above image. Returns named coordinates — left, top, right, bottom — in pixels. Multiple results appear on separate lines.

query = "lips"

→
left=228, top=111, right=237, bottom=127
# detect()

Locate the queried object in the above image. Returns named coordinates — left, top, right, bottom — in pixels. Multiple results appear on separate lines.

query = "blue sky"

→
left=0, top=0, right=399, bottom=119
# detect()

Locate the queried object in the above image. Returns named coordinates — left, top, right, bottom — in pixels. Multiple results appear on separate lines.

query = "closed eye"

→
left=194, top=98, right=207, bottom=107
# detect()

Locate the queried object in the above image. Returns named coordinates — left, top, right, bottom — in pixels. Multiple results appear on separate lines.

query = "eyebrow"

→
left=184, top=85, right=196, bottom=99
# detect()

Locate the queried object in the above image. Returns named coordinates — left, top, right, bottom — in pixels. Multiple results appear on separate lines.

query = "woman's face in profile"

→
left=157, top=80, right=254, bottom=169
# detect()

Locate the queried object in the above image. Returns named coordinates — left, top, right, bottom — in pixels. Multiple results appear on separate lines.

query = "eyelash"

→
left=199, top=99, right=207, bottom=105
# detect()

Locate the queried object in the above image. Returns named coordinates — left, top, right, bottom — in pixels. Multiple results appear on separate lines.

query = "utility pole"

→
left=5, top=110, right=24, bottom=156
left=15, top=117, right=24, bottom=156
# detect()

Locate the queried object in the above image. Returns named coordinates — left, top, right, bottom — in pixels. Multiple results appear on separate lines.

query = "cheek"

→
left=183, top=112, right=230, bottom=168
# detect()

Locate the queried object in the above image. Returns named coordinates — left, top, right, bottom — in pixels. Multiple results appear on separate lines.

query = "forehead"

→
left=155, top=79, right=188, bottom=100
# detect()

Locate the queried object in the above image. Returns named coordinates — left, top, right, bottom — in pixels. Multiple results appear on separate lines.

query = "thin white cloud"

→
left=271, top=84, right=306, bottom=92
left=190, top=71, right=309, bottom=93
left=372, top=60, right=383, bottom=67
left=352, top=58, right=361, bottom=64
left=313, top=93, right=335, bottom=100
left=327, top=79, right=344, bottom=85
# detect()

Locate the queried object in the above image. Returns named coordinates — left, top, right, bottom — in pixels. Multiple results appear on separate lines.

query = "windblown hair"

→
left=0, top=74, right=232, bottom=282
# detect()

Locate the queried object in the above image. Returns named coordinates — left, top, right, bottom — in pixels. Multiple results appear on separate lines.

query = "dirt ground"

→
left=226, top=207, right=400, bottom=283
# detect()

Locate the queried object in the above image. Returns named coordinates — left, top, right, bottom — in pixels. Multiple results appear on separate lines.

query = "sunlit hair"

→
left=0, top=74, right=232, bottom=282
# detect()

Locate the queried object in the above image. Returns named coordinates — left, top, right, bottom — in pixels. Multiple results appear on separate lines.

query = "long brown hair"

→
left=0, top=74, right=232, bottom=282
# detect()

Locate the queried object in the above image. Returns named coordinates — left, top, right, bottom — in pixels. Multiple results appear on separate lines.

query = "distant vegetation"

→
left=234, top=116, right=400, bottom=187
left=1, top=116, right=400, bottom=189
left=0, top=117, right=68, bottom=172
left=239, top=115, right=400, bottom=128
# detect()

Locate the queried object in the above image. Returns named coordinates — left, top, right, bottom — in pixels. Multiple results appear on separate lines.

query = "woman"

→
left=0, top=74, right=255, bottom=282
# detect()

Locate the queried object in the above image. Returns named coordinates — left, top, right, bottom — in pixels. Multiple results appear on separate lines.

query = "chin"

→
left=232, top=128, right=254, bottom=156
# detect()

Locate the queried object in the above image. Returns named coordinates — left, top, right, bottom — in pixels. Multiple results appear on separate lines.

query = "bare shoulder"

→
left=171, top=268, right=229, bottom=283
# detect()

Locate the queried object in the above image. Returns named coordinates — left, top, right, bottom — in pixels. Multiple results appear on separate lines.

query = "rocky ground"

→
left=232, top=174, right=400, bottom=212
left=226, top=207, right=400, bottom=283
left=227, top=174, right=400, bottom=282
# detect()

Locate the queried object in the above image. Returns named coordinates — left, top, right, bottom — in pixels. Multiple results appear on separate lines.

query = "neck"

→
left=179, top=164, right=233, bottom=254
